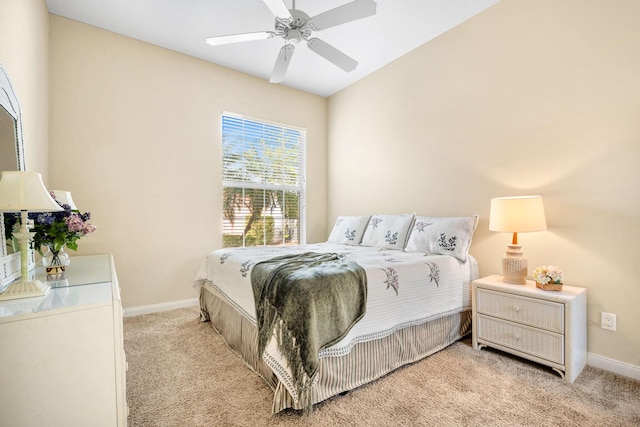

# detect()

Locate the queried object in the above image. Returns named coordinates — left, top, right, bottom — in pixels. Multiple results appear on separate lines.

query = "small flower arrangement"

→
left=4, top=192, right=96, bottom=255
left=533, top=265, right=563, bottom=290
left=32, top=193, right=97, bottom=254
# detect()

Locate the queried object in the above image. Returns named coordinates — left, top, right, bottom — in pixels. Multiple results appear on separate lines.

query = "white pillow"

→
left=360, top=214, right=414, bottom=250
left=405, top=215, right=479, bottom=262
left=327, top=215, right=371, bottom=245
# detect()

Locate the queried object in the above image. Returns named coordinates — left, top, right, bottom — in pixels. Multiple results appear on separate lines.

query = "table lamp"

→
left=489, top=195, right=547, bottom=284
left=0, top=171, right=63, bottom=300
left=51, top=190, right=77, bottom=210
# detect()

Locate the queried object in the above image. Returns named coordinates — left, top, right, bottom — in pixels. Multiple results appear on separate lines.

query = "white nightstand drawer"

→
left=477, top=288, right=564, bottom=333
left=477, top=314, right=564, bottom=364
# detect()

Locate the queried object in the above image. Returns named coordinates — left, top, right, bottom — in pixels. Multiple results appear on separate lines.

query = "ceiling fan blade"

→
left=307, top=38, right=358, bottom=72
left=206, top=31, right=275, bottom=46
left=269, top=44, right=296, bottom=83
left=308, top=0, right=376, bottom=31
left=262, top=0, right=293, bottom=20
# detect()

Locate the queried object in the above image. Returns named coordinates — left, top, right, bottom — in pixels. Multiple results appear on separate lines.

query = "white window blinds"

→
left=222, top=114, right=306, bottom=247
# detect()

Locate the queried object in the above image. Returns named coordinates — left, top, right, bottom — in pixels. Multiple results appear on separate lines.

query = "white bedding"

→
left=194, top=242, right=478, bottom=357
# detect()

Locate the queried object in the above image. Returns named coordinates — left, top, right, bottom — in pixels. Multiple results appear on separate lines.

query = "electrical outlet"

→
left=601, top=312, right=617, bottom=331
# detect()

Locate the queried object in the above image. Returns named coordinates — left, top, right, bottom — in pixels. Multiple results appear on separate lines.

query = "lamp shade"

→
left=489, top=196, right=547, bottom=233
left=0, top=171, right=63, bottom=212
left=51, top=190, right=78, bottom=210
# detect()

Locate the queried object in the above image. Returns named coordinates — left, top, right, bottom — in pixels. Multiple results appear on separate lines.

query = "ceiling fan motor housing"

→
left=275, top=10, right=312, bottom=43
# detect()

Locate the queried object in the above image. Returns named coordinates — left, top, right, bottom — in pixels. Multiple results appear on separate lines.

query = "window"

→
left=222, top=114, right=306, bottom=247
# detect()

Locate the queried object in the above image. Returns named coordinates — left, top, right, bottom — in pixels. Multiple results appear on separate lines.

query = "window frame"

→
left=221, top=112, right=307, bottom=247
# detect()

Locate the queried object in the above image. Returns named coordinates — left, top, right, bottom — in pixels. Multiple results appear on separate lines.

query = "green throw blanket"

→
left=251, top=252, right=367, bottom=414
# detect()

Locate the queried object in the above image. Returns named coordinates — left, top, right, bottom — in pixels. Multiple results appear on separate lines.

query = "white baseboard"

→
left=123, top=298, right=199, bottom=318
left=588, top=352, right=640, bottom=381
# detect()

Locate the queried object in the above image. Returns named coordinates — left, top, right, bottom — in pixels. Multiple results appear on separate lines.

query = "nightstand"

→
left=472, top=275, right=587, bottom=383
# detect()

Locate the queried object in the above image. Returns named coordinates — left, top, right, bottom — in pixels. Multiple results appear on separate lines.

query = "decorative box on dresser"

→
left=472, top=275, right=587, bottom=383
left=0, top=255, right=127, bottom=426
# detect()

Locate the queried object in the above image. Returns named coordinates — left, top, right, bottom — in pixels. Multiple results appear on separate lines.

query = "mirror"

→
left=1, top=62, right=28, bottom=288
left=0, top=105, right=19, bottom=171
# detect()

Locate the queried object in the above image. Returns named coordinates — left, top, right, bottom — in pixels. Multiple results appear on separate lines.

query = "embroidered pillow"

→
left=360, top=214, right=414, bottom=250
left=405, top=215, right=479, bottom=262
left=327, top=215, right=371, bottom=245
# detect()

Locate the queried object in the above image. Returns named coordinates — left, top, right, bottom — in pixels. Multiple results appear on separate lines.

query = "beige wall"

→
left=327, top=0, right=640, bottom=365
left=48, top=16, right=328, bottom=309
left=0, top=0, right=49, bottom=176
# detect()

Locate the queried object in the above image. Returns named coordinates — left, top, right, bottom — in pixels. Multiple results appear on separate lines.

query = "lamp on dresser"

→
left=51, top=190, right=77, bottom=210
left=0, top=171, right=63, bottom=300
left=489, top=195, right=547, bottom=284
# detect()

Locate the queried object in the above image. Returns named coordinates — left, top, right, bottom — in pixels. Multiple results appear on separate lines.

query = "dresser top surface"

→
left=0, top=255, right=115, bottom=320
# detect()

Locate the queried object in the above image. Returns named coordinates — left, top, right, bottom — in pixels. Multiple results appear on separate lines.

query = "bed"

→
left=194, top=214, right=479, bottom=413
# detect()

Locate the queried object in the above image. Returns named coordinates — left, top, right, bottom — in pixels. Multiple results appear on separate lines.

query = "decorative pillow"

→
left=404, top=215, right=479, bottom=262
left=327, top=215, right=371, bottom=245
left=360, top=214, right=414, bottom=250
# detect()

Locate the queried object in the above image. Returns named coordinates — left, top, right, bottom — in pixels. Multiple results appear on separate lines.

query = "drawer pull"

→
left=513, top=305, right=521, bottom=312
left=513, top=333, right=520, bottom=340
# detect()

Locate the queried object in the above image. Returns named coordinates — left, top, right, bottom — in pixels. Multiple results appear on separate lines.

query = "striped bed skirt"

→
left=199, top=283, right=472, bottom=413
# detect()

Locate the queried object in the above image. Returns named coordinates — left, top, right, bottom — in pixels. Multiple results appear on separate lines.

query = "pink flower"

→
left=64, top=213, right=97, bottom=236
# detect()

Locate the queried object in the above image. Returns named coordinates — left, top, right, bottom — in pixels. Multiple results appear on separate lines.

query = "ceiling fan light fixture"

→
left=286, top=29, right=304, bottom=44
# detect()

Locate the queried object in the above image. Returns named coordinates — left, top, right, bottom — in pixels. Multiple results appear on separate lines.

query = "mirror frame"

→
left=1, top=62, right=31, bottom=288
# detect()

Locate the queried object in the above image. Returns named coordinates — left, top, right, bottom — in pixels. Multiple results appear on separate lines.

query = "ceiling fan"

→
left=206, top=0, right=377, bottom=83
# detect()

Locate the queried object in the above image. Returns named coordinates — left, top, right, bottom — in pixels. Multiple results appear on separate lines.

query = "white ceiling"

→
left=45, top=0, right=500, bottom=98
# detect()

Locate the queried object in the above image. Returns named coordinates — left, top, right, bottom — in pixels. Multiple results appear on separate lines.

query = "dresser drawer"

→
left=476, top=288, right=564, bottom=333
left=477, top=315, right=564, bottom=364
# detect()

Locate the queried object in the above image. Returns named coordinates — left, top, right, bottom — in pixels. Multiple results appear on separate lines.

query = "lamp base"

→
left=502, top=244, right=527, bottom=284
left=0, top=280, right=50, bottom=301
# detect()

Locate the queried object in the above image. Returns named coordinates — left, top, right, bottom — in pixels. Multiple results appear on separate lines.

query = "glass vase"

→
left=42, top=245, right=70, bottom=274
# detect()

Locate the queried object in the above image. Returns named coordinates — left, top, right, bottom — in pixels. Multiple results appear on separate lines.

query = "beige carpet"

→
left=124, top=307, right=640, bottom=426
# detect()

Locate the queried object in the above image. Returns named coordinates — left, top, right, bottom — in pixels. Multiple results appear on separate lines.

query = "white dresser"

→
left=472, top=275, right=587, bottom=383
left=0, top=255, right=127, bottom=426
